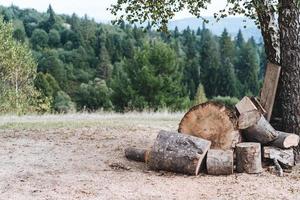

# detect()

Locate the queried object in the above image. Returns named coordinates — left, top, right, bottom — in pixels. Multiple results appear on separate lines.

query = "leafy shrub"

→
left=211, top=96, right=239, bottom=108
left=53, top=91, right=76, bottom=113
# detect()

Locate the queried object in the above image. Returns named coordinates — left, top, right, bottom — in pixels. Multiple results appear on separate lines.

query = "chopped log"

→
left=239, top=111, right=278, bottom=144
left=263, top=146, right=294, bottom=167
left=147, top=130, right=211, bottom=175
left=235, top=96, right=258, bottom=115
left=260, top=63, right=281, bottom=121
left=238, top=110, right=261, bottom=130
left=178, top=102, right=238, bottom=150
left=206, top=149, right=233, bottom=175
left=125, top=147, right=149, bottom=162
left=250, top=96, right=267, bottom=115
left=236, top=143, right=263, bottom=174
left=270, top=131, right=300, bottom=149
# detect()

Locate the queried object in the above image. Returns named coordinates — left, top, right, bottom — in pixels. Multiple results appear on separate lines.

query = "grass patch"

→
left=0, top=112, right=184, bottom=130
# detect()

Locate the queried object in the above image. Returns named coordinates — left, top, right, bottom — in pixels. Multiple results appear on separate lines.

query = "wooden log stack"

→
left=236, top=96, right=299, bottom=174
left=124, top=96, right=299, bottom=176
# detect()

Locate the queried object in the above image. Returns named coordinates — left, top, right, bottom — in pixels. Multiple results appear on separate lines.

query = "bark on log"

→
left=147, top=130, right=211, bottom=175
left=125, top=147, right=149, bottom=162
left=270, top=131, right=300, bottom=149
left=178, top=102, right=238, bottom=150
left=263, top=146, right=294, bottom=167
left=239, top=111, right=278, bottom=144
left=206, top=149, right=233, bottom=175
left=236, top=143, right=263, bottom=174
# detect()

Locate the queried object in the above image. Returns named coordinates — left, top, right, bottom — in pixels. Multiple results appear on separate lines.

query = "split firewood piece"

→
left=238, top=110, right=261, bottom=130
left=263, top=146, right=294, bottom=167
left=235, top=96, right=258, bottom=115
left=260, top=63, right=281, bottom=121
left=206, top=149, right=233, bottom=175
left=178, top=102, right=238, bottom=150
left=238, top=110, right=278, bottom=144
left=125, top=147, right=149, bottom=162
left=147, top=130, right=211, bottom=175
left=270, top=131, right=300, bottom=149
left=250, top=96, right=267, bottom=116
left=236, top=142, right=263, bottom=174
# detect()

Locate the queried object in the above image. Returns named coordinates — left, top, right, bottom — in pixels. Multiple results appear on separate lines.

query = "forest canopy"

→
left=0, top=5, right=266, bottom=113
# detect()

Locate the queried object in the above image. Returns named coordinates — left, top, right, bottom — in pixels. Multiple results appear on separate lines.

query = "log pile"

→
left=124, top=98, right=299, bottom=176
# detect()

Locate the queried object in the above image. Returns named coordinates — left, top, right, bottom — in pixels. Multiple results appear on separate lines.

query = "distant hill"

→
left=168, top=17, right=262, bottom=41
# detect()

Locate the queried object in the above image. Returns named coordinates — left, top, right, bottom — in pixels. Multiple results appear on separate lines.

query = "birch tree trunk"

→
left=253, top=0, right=280, bottom=65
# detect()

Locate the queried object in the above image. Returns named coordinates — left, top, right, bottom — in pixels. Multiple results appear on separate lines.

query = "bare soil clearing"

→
left=0, top=113, right=299, bottom=200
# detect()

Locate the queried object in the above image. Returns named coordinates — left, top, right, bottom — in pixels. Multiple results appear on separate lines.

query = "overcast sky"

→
left=0, top=0, right=228, bottom=21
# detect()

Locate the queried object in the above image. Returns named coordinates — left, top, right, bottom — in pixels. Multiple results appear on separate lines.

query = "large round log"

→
left=270, top=131, right=300, bottom=149
left=236, top=142, right=263, bottom=174
left=206, top=149, right=233, bottom=175
left=239, top=110, right=278, bottom=144
left=178, top=102, right=239, bottom=150
left=147, top=130, right=211, bottom=175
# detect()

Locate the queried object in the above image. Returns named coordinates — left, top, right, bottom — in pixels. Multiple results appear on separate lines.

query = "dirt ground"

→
left=0, top=113, right=299, bottom=200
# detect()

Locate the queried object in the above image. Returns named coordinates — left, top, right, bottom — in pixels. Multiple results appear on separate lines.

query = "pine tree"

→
left=196, top=27, right=201, bottom=36
left=193, top=83, right=207, bottom=105
left=237, top=40, right=260, bottom=96
left=259, top=46, right=267, bottom=79
left=182, top=26, right=200, bottom=99
left=174, top=26, right=180, bottom=38
left=112, top=41, right=190, bottom=111
left=217, top=59, right=238, bottom=97
left=235, top=29, right=245, bottom=50
left=235, top=30, right=246, bottom=95
left=97, top=45, right=113, bottom=80
left=46, top=5, right=56, bottom=32
left=200, top=29, right=220, bottom=98
left=218, top=29, right=238, bottom=97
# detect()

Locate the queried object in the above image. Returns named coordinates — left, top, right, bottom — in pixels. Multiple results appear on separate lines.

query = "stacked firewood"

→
left=235, top=96, right=299, bottom=176
left=125, top=97, right=299, bottom=176
left=124, top=63, right=299, bottom=176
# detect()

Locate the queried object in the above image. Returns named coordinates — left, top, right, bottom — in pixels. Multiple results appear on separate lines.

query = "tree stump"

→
left=270, top=131, right=300, bottom=149
left=239, top=110, right=278, bottom=144
left=206, top=149, right=233, bottom=175
left=125, top=147, right=149, bottom=162
left=147, top=130, right=211, bottom=175
left=178, top=102, right=238, bottom=150
left=236, top=142, right=263, bottom=174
